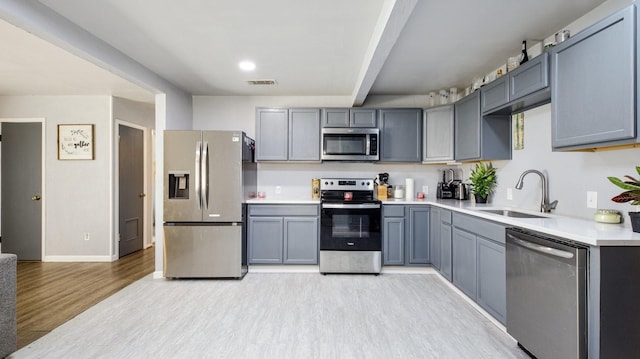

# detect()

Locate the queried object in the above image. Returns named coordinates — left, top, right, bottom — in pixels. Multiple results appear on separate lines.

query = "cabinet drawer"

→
left=452, top=212, right=505, bottom=244
left=383, top=205, right=405, bottom=217
left=249, top=205, right=319, bottom=217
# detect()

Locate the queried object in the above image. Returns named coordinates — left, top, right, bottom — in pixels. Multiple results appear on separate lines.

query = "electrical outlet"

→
left=506, top=188, right=513, bottom=201
left=84, top=232, right=90, bottom=241
left=275, top=186, right=282, bottom=194
left=587, top=191, right=598, bottom=209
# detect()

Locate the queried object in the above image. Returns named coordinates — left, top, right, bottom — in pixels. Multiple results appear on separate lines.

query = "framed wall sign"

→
left=58, top=124, right=94, bottom=160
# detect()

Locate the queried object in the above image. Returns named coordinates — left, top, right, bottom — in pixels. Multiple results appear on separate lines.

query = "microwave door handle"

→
left=366, top=134, right=371, bottom=156
left=195, top=141, right=202, bottom=209
left=202, top=141, right=209, bottom=209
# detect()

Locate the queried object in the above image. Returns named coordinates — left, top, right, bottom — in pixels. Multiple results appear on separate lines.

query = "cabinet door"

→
left=289, top=108, right=320, bottom=161
left=481, top=76, right=509, bottom=113
left=321, top=108, right=349, bottom=127
left=248, top=217, right=283, bottom=264
left=284, top=217, right=318, bottom=264
left=408, top=206, right=429, bottom=265
left=454, top=92, right=481, bottom=161
left=423, top=106, right=454, bottom=162
left=452, top=227, right=477, bottom=300
left=440, top=223, right=452, bottom=281
left=379, top=109, right=422, bottom=162
left=350, top=108, right=378, bottom=127
left=477, top=236, right=506, bottom=324
left=509, top=52, right=549, bottom=101
left=429, top=208, right=441, bottom=269
left=551, top=5, right=635, bottom=149
left=256, top=108, right=288, bottom=161
left=383, top=217, right=404, bottom=265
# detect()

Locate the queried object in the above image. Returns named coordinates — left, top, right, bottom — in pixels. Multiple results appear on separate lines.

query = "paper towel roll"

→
left=405, top=178, right=414, bottom=200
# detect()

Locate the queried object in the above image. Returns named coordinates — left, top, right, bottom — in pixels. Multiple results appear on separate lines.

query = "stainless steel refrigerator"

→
left=163, top=130, right=256, bottom=278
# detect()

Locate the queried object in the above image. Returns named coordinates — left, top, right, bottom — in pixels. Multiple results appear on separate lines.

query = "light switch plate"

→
left=587, top=191, right=598, bottom=209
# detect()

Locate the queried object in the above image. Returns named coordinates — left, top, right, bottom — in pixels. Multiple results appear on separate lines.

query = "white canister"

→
left=405, top=178, right=414, bottom=200
left=449, top=88, right=458, bottom=103
left=393, top=185, right=404, bottom=199
left=439, top=89, right=449, bottom=105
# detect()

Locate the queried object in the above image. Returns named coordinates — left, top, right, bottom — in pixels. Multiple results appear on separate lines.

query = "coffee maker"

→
left=436, top=169, right=456, bottom=199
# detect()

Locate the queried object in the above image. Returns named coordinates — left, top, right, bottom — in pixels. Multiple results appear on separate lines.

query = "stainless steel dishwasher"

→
left=506, top=227, right=588, bottom=359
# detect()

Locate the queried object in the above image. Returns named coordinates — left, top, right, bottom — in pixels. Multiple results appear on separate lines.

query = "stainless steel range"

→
left=319, top=178, right=382, bottom=274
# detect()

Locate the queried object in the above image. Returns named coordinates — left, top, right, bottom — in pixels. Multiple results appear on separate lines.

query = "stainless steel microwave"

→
left=321, top=128, right=379, bottom=161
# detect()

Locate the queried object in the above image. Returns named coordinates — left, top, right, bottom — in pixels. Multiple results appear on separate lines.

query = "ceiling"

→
left=1, top=0, right=608, bottom=105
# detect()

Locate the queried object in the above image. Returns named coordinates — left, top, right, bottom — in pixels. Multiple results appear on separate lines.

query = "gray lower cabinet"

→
left=454, top=92, right=511, bottom=162
left=451, top=212, right=506, bottom=324
left=379, top=109, right=423, bottom=162
left=408, top=206, right=429, bottom=264
left=383, top=205, right=405, bottom=265
left=256, top=107, right=320, bottom=162
left=476, top=236, right=506, bottom=324
left=452, top=227, right=477, bottom=300
left=383, top=205, right=429, bottom=266
left=440, top=221, right=452, bottom=281
left=429, top=207, right=441, bottom=269
left=248, top=205, right=319, bottom=264
left=551, top=5, right=636, bottom=150
left=423, top=105, right=454, bottom=163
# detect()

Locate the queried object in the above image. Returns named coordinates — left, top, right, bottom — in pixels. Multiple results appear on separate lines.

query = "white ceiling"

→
left=0, top=0, right=609, bottom=105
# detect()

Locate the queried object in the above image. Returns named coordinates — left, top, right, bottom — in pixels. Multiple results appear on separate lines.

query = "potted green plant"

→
left=608, top=165, right=640, bottom=233
left=469, top=162, right=497, bottom=204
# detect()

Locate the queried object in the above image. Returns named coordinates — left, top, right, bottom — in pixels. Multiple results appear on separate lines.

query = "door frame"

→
left=0, top=118, right=46, bottom=259
left=114, top=120, right=151, bottom=260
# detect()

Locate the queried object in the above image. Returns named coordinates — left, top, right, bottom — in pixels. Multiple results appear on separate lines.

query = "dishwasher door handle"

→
left=507, top=234, right=575, bottom=259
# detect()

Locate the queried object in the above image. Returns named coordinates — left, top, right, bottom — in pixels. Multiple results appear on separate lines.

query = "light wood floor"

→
left=15, top=246, right=155, bottom=349
left=12, top=272, right=530, bottom=358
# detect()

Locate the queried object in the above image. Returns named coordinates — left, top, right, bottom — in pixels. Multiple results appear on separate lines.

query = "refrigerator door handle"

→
left=195, top=141, right=202, bottom=209
left=202, top=141, right=209, bottom=209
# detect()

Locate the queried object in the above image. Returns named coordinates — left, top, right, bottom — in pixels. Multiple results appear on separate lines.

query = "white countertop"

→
left=383, top=198, right=640, bottom=246
left=246, top=196, right=640, bottom=246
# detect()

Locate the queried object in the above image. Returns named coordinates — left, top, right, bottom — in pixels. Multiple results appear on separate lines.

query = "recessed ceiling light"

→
left=238, top=60, right=256, bottom=71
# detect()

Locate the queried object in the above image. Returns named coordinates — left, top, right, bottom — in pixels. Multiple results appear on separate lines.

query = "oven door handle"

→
left=322, top=203, right=381, bottom=209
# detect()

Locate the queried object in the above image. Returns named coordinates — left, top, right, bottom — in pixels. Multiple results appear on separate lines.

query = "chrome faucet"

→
left=515, top=169, right=558, bottom=213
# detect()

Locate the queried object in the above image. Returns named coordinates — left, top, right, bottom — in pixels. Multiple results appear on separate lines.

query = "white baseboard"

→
left=43, top=255, right=113, bottom=262
left=249, top=265, right=320, bottom=273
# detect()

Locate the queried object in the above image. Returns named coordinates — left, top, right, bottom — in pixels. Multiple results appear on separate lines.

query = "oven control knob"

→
left=366, top=181, right=370, bottom=186
left=324, top=181, right=328, bottom=185
left=330, top=181, right=334, bottom=185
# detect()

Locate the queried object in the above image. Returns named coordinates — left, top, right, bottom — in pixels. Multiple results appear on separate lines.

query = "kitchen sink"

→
left=475, top=209, right=548, bottom=219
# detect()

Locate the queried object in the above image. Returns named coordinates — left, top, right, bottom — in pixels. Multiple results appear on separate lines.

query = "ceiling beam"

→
left=351, top=0, right=418, bottom=106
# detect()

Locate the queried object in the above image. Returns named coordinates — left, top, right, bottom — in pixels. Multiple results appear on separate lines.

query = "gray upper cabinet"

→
left=481, top=76, right=509, bottom=114
left=321, top=108, right=350, bottom=127
left=351, top=108, right=378, bottom=127
left=321, top=108, right=377, bottom=128
left=510, top=53, right=549, bottom=101
left=481, top=53, right=550, bottom=115
left=379, top=108, right=423, bottom=162
left=256, top=107, right=320, bottom=162
left=455, top=92, right=481, bottom=160
left=551, top=5, right=636, bottom=150
left=455, top=92, right=511, bottom=162
left=255, top=108, right=288, bottom=161
left=423, top=105, right=454, bottom=163
left=288, top=108, right=320, bottom=161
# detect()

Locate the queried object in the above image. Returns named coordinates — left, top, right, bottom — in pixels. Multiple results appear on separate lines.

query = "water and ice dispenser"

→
left=168, top=171, right=189, bottom=199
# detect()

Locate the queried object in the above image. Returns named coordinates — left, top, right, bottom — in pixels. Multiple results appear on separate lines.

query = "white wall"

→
left=0, top=95, right=113, bottom=259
